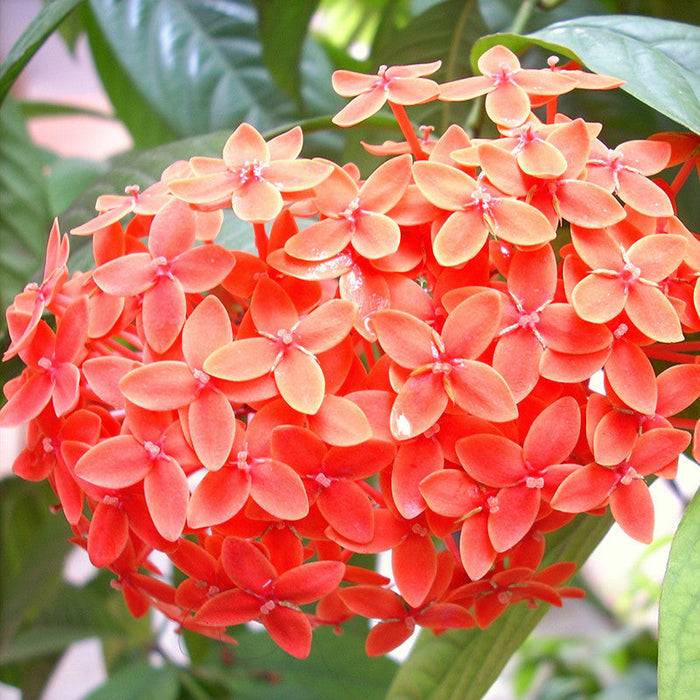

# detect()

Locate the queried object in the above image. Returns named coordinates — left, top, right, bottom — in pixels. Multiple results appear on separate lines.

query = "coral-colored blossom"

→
left=2, top=48, right=698, bottom=659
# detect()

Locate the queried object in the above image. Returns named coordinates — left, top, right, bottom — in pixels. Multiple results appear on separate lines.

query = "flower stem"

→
left=253, top=222, right=268, bottom=259
left=389, top=101, right=429, bottom=160
left=669, top=157, right=698, bottom=197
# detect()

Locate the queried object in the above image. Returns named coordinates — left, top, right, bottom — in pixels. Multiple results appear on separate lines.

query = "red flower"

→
left=193, top=536, right=345, bottom=658
left=372, top=289, right=517, bottom=439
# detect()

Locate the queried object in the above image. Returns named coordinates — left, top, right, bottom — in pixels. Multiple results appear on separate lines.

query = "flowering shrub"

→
left=2, top=44, right=699, bottom=667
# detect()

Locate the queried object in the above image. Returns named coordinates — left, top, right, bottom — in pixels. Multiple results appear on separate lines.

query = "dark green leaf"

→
left=83, top=662, right=180, bottom=700
left=0, top=97, right=53, bottom=335
left=255, top=0, right=320, bottom=104
left=19, top=100, right=111, bottom=120
left=0, top=479, right=72, bottom=652
left=87, top=0, right=298, bottom=137
left=385, top=512, right=615, bottom=700
left=658, top=488, right=700, bottom=700
left=0, top=0, right=85, bottom=105
left=82, top=3, right=178, bottom=149
left=529, top=16, right=700, bottom=134
left=373, top=0, right=488, bottom=132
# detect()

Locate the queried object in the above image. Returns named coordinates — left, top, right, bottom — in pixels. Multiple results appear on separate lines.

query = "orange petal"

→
left=592, top=410, right=638, bottom=466
left=616, top=170, right=673, bottom=217
left=460, top=512, right=496, bottom=581
left=75, top=436, right=152, bottom=489
left=485, top=82, right=530, bottom=128
left=412, top=161, right=476, bottom=210
left=306, top=394, right=372, bottom=446
left=433, top=209, right=489, bottom=266
left=284, top=218, right=352, bottom=261
left=182, top=295, right=233, bottom=369
left=550, top=464, right=617, bottom=512
left=488, top=484, right=540, bottom=551
left=171, top=244, right=234, bottom=292
left=392, top=438, right=442, bottom=519
left=393, top=533, right=437, bottom=608
left=250, top=458, right=309, bottom=520
left=295, top=299, right=357, bottom=354
left=188, top=468, right=251, bottom=528
left=222, top=122, right=269, bottom=167
left=204, top=337, right=278, bottom=381
left=391, top=372, right=448, bottom=439
left=120, top=361, right=197, bottom=410
left=142, top=276, right=186, bottom=353
left=144, top=458, right=188, bottom=541
left=148, top=198, right=196, bottom=259
left=352, top=212, right=401, bottom=259
left=556, top=180, right=625, bottom=227
left=319, top=480, right=374, bottom=543
left=451, top=361, right=518, bottom=423
left=371, top=309, right=434, bottom=369
left=189, top=390, right=235, bottom=471
left=626, top=284, right=683, bottom=343
left=605, top=341, right=657, bottom=415
left=442, top=289, right=502, bottom=360
left=609, top=479, right=654, bottom=543
left=359, top=154, right=413, bottom=213
left=571, top=274, right=626, bottom=324
left=490, top=198, right=555, bottom=246
left=274, top=347, right=325, bottom=414
left=249, top=277, right=298, bottom=336
left=233, top=179, right=283, bottom=223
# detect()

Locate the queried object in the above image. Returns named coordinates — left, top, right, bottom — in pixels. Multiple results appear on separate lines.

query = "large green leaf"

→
left=181, top=618, right=397, bottom=700
left=0, top=0, right=85, bottom=105
left=658, top=489, right=700, bottom=700
left=527, top=16, right=700, bottom=135
left=255, top=0, right=320, bottom=105
left=87, top=0, right=298, bottom=136
left=385, top=511, right=615, bottom=700
left=82, top=3, right=178, bottom=149
left=83, top=662, right=180, bottom=700
left=0, top=97, right=53, bottom=331
left=0, top=479, right=73, bottom=653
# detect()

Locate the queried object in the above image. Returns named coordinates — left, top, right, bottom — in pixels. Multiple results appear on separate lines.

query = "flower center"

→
left=238, top=159, right=266, bottom=183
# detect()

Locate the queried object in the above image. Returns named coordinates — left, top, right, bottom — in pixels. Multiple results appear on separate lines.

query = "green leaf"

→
left=184, top=618, right=397, bottom=700
left=528, top=16, right=700, bottom=135
left=0, top=480, right=73, bottom=653
left=385, top=511, right=615, bottom=700
left=82, top=3, right=178, bottom=149
left=83, top=662, right=179, bottom=700
left=0, top=0, right=85, bottom=105
left=255, top=0, right=320, bottom=105
left=0, top=97, right=53, bottom=335
left=87, top=0, right=298, bottom=137
left=367, top=0, right=488, bottom=140
left=658, top=488, right=700, bottom=700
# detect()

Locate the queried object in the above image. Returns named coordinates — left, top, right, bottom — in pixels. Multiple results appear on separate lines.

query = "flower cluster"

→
left=2, top=45, right=699, bottom=659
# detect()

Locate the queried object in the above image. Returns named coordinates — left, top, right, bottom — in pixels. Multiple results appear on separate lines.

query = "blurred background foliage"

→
left=0, top=1, right=698, bottom=698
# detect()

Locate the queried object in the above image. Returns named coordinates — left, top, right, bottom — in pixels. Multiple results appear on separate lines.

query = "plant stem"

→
left=253, top=222, right=268, bottom=259
left=389, top=101, right=429, bottom=160
left=509, top=0, right=539, bottom=36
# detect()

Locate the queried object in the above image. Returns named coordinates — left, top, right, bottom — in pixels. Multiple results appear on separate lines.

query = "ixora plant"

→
left=3, top=44, right=700, bottom=649
left=1, top=4, right=700, bottom=696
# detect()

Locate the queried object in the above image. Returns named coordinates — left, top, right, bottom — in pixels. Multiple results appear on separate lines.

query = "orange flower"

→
left=570, top=226, right=687, bottom=342
left=203, top=277, right=357, bottom=414
left=439, top=45, right=576, bottom=127
left=372, top=290, right=517, bottom=439
left=168, top=123, right=332, bottom=222
left=332, top=61, right=441, bottom=127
